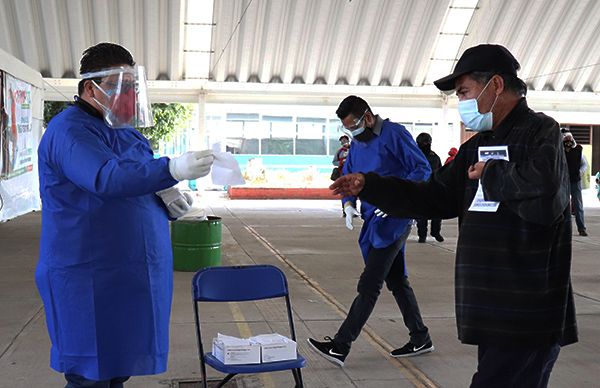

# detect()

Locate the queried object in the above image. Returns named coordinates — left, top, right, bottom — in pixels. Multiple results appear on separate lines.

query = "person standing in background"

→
left=445, top=147, right=458, bottom=165
left=415, top=132, right=444, bottom=243
left=332, top=135, right=350, bottom=172
left=332, top=135, right=351, bottom=216
left=562, top=131, right=588, bottom=236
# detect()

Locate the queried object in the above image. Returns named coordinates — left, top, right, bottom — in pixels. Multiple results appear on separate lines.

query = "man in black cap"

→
left=330, top=44, right=577, bottom=388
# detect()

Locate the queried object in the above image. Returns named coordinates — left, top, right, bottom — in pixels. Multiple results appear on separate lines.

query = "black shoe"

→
left=579, top=229, right=588, bottom=236
left=432, top=234, right=444, bottom=242
left=307, top=337, right=347, bottom=367
left=390, top=340, right=434, bottom=358
left=418, top=237, right=426, bottom=243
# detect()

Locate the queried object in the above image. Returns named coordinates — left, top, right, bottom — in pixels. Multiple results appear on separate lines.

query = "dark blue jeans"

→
left=570, top=180, right=586, bottom=231
left=65, top=374, right=130, bottom=388
left=470, top=343, right=560, bottom=388
left=334, top=225, right=430, bottom=353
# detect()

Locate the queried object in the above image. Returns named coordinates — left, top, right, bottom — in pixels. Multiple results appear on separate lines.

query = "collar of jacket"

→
left=74, top=96, right=104, bottom=120
left=371, top=115, right=384, bottom=135
left=489, top=97, right=529, bottom=141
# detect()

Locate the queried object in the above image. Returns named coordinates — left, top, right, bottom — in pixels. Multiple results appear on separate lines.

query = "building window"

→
left=297, top=121, right=326, bottom=155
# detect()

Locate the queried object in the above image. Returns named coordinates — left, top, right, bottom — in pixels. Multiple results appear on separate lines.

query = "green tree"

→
left=44, top=101, right=69, bottom=127
left=139, top=103, right=194, bottom=151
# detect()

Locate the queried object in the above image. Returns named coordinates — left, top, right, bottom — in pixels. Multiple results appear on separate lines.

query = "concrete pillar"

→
left=193, top=91, right=207, bottom=149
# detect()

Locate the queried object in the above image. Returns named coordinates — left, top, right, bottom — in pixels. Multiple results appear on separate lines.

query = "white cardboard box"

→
left=212, top=334, right=261, bottom=365
left=250, top=333, right=297, bottom=363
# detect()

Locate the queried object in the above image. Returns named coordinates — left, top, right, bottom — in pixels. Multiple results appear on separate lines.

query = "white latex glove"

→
left=344, top=203, right=360, bottom=230
left=156, top=187, right=194, bottom=218
left=168, top=150, right=214, bottom=181
left=374, top=208, right=388, bottom=218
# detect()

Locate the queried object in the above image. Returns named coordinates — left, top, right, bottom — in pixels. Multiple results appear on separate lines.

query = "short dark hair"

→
left=470, top=71, right=527, bottom=96
left=336, top=95, right=372, bottom=120
left=416, top=132, right=432, bottom=145
left=77, top=42, right=136, bottom=95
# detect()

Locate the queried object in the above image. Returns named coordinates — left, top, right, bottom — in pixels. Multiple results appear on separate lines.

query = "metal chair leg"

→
left=292, top=368, right=304, bottom=387
left=216, top=373, right=237, bottom=388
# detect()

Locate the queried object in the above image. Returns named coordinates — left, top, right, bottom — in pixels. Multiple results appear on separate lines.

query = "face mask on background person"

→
left=563, top=134, right=576, bottom=149
left=563, top=140, right=574, bottom=149
left=458, top=77, right=499, bottom=132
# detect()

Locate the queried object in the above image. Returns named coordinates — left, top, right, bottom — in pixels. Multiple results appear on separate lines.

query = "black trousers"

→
left=470, top=343, right=560, bottom=388
left=65, top=374, right=130, bottom=388
left=333, top=225, right=430, bottom=353
left=416, top=218, right=441, bottom=238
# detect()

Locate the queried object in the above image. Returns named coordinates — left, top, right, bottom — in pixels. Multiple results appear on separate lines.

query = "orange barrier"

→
left=228, top=187, right=341, bottom=200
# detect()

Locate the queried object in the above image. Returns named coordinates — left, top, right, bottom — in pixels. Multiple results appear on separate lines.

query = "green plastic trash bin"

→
left=171, top=216, right=222, bottom=272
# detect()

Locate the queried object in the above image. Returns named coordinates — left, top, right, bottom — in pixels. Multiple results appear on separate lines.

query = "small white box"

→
left=212, top=334, right=261, bottom=365
left=250, top=333, right=297, bottom=363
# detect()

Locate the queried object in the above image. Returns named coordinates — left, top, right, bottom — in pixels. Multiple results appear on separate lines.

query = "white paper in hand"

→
left=210, top=143, right=245, bottom=186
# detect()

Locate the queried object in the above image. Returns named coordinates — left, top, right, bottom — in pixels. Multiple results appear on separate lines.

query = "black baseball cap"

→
left=434, top=44, right=521, bottom=91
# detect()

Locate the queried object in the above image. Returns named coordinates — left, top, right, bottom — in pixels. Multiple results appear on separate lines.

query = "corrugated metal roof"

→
left=0, top=0, right=186, bottom=80
left=461, top=0, right=600, bottom=92
left=210, top=0, right=451, bottom=86
left=2, top=0, right=600, bottom=97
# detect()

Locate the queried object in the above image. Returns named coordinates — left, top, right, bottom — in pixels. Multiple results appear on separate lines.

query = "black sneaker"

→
left=418, top=236, right=426, bottom=243
left=578, top=229, right=588, bottom=236
left=307, top=337, right=347, bottom=367
left=390, top=340, right=434, bottom=358
left=432, top=234, right=444, bottom=242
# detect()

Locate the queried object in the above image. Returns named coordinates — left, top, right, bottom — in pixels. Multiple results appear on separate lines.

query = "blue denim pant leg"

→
left=570, top=180, right=586, bottom=231
left=65, top=374, right=130, bottom=388
left=334, top=224, right=429, bottom=353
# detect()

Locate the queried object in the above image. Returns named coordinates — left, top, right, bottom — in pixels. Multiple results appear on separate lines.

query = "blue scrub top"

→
left=343, top=119, right=431, bottom=262
left=36, top=103, right=178, bottom=380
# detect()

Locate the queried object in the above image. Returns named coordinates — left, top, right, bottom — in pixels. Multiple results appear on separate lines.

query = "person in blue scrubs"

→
left=307, top=95, right=434, bottom=367
left=36, top=43, right=214, bottom=388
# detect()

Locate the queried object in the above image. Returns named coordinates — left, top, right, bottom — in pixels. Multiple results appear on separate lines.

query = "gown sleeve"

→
left=56, top=123, right=178, bottom=198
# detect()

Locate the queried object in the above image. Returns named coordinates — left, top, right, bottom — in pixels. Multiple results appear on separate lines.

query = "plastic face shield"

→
left=81, top=66, right=153, bottom=129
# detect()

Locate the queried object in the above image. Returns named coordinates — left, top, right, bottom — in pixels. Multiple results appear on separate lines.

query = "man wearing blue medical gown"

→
left=36, top=43, right=214, bottom=387
left=308, top=96, right=434, bottom=366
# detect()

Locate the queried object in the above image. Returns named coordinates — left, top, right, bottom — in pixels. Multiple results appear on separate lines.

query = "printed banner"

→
left=2, top=72, right=34, bottom=178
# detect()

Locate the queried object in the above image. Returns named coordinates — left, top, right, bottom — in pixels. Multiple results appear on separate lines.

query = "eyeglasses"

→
left=343, top=109, right=369, bottom=131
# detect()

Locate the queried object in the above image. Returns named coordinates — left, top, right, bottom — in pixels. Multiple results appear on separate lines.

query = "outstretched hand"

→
left=330, top=173, right=366, bottom=197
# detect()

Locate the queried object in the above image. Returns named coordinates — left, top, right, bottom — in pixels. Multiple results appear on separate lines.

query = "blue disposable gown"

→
left=35, top=103, right=178, bottom=380
left=343, top=119, right=431, bottom=263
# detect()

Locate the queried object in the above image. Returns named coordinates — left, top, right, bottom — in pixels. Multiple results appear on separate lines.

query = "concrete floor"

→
left=0, top=192, right=599, bottom=388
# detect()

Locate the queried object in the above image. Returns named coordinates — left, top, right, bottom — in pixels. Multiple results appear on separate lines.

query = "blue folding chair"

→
left=192, top=264, right=306, bottom=388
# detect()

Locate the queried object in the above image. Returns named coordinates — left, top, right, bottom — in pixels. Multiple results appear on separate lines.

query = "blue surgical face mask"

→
left=458, top=78, right=499, bottom=132
left=350, top=125, right=366, bottom=137
left=340, top=108, right=369, bottom=139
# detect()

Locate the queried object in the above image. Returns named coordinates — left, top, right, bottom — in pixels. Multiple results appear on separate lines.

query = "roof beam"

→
left=168, top=0, right=185, bottom=81
left=40, top=0, right=66, bottom=78
left=423, top=0, right=476, bottom=86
